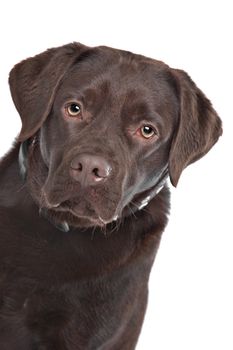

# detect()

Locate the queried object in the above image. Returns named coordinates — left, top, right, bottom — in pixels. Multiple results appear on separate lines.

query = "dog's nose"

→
left=70, top=154, right=112, bottom=186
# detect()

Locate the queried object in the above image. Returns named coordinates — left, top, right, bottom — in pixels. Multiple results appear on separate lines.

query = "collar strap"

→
left=128, top=166, right=169, bottom=214
left=18, top=139, right=31, bottom=181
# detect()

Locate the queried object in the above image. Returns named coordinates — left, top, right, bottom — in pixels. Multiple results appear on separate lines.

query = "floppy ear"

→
left=9, top=42, right=88, bottom=142
left=169, top=69, right=222, bottom=187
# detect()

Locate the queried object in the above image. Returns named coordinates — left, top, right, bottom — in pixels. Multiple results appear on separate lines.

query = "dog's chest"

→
left=0, top=222, right=152, bottom=349
left=1, top=264, right=148, bottom=349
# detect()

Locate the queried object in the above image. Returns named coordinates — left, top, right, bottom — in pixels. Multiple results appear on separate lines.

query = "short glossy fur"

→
left=0, top=43, right=222, bottom=349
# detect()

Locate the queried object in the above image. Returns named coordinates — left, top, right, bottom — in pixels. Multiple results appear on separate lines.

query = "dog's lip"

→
left=69, top=207, right=119, bottom=226
left=98, top=215, right=119, bottom=225
left=42, top=190, right=62, bottom=209
left=50, top=202, right=60, bottom=208
left=47, top=200, right=119, bottom=226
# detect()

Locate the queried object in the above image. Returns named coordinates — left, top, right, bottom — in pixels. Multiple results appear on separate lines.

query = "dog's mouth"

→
left=41, top=190, right=121, bottom=228
left=57, top=200, right=118, bottom=226
left=39, top=167, right=166, bottom=229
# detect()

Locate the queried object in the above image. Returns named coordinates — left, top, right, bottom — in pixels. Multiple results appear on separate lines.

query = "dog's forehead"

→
left=57, top=47, right=176, bottom=101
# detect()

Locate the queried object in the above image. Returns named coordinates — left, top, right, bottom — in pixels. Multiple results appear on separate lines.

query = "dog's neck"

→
left=132, top=167, right=168, bottom=211
left=18, top=140, right=168, bottom=232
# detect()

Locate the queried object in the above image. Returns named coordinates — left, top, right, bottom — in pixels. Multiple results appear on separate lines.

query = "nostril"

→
left=93, top=165, right=112, bottom=179
left=77, top=163, right=82, bottom=172
left=93, top=168, right=100, bottom=177
left=71, top=161, right=83, bottom=172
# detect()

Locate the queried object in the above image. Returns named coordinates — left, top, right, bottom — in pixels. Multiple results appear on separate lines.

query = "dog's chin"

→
left=43, top=201, right=120, bottom=229
left=37, top=181, right=123, bottom=228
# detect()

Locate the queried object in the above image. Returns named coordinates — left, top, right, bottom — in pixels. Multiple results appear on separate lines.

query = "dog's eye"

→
left=66, top=103, right=81, bottom=117
left=140, top=125, right=156, bottom=139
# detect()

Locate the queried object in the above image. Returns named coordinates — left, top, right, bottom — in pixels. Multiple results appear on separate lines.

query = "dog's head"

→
left=9, top=43, right=222, bottom=228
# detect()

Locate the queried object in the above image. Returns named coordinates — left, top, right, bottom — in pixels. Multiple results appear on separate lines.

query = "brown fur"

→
left=0, top=43, right=222, bottom=349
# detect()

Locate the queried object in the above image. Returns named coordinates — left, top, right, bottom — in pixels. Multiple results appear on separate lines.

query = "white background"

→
left=0, top=1, right=232, bottom=349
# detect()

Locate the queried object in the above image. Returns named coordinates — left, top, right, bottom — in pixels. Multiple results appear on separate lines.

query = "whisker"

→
left=127, top=204, right=137, bottom=219
left=91, top=226, right=97, bottom=240
left=130, top=201, right=139, bottom=209
left=100, top=224, right=107, bottom=237
left=109, top=216, right=122, bottom=234
left=16, top=183, right=27, bottom=193
left=109, top=223, right=118, bottom=234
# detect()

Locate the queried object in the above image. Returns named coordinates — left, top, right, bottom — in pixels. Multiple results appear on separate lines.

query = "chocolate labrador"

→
left=0, top=43, right=222, bottom=349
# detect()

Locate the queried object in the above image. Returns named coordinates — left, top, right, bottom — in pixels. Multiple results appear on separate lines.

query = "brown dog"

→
left=0, top=43, right=222, bottom=349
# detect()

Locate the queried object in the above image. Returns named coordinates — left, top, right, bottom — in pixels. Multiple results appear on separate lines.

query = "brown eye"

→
left=66, top=103, right=81, bottom=117
left=140, top=125, right=156, bottom=139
